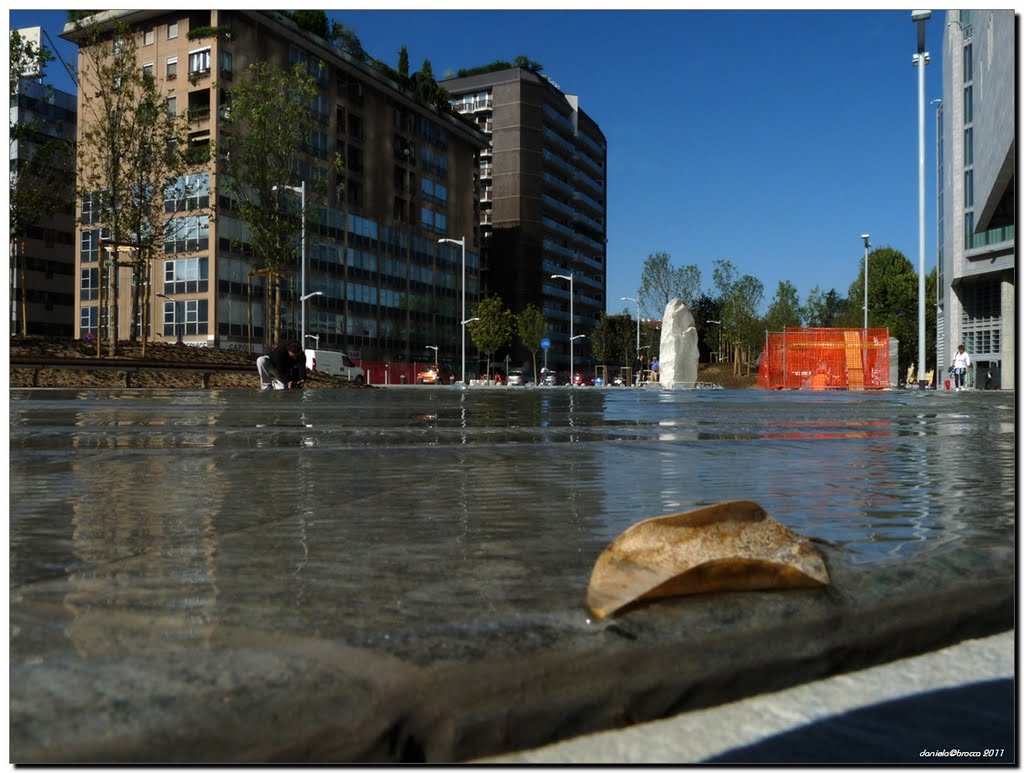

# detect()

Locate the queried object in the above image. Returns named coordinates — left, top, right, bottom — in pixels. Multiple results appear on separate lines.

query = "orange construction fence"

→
left=757, top=327, right=890, bottom=391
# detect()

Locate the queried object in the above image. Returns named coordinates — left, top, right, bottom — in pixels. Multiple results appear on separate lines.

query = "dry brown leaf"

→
left=586, top=500, right=830, bottom=619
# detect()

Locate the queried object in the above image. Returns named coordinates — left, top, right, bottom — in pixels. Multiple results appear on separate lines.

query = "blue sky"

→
left=9, top=7, right=945, bottom=317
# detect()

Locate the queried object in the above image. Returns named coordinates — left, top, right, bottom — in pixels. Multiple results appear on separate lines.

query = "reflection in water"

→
left=9, top=387, right=1015, bottom=653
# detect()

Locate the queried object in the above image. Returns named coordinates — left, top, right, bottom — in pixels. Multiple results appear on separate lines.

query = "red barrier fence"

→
left=757, top=327, right=890, bottom=391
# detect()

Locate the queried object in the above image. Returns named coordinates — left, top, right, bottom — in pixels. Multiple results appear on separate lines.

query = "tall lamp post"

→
left=708, top=320, right=722, bottom=363
left=272, top=181, right=308, bottom=346
left=425, top=344, right=438, bottom=367
left=912, top=9, right=931, bottom=385
left=621, top=296, right=640, bottom=357
left=438, top=237, right=467, bottom=384
left=300, top=290, right=323, bottom=349
left=551, top=273, right=574, bottom=374
left=861, top=234, right=871, bottom=330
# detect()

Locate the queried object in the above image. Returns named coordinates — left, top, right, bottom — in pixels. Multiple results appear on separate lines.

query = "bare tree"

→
left=74, top=20, right=194, bottom=353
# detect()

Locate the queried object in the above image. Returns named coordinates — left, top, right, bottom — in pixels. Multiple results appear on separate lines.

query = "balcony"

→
left=573, top=230, right=604, bottom=253
left=542, top=216, right=574, bottom=239
left=543, top=172, right=575, bottom=196
left=542, top=148, right=574, bottom=176
left=542, top=239, right=574, bottom=259
left=542, top=194, right=575, bottom=218
left=572, top=189, right=603, bottom=215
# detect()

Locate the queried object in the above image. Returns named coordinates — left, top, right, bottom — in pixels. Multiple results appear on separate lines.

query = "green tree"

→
left=763, top=280, right=803, bottom=332
left=218, top=61, right=325, bottom=349
left=468, top=296, right=513, bottom=380
left=690, top=293, right=722, bottom=362
left=398, top=45, right=410, bottom=78
left=844, top=246, right=921, bottom=374
left=591, top=312, right=636, bottom=371
left=515, top=303, right=547, bottom=383
left=637, top=251, right=702, bottom=322
left=74, top=21, right=194, bottom=351
left=330, top=20, right=367, bottom=62
left=804, top=286, right=849, bottom=328
left=712, top=259, right=764, bottom=372
left=287, top=10, right=329, bottom=39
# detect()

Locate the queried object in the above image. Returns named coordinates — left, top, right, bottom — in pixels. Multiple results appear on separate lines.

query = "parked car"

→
left=539, top=368, right=563, bottom=386
left=507, top=369, right=527, bottom=386
left=572, top=371, right=594, bottom=386
left=305, top=349, right=365, bottom=384
left=417, top=364, right=455, bottom=384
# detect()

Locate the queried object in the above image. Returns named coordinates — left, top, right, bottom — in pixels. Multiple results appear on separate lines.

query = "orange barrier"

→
left=757, top=327, right=890, bottom=391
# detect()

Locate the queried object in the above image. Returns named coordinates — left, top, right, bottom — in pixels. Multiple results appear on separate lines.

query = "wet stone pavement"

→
left=8, top=385, right=1016, bottom=762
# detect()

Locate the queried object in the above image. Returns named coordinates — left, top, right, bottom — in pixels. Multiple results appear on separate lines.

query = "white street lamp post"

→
left=551, top=273, right=574, bottom=374
left=708, top=319, right=722, bottom=364
left=621, top=296, right=640, bottom=356
left=438, top=237, right=467, bottom=384
left=425, top=344, right=438, bottom=367
left=912, top=10, right=931, bottom=385
left=861, top=234, right=871, bottom=330
left=273, top=181, right=307, bottom=347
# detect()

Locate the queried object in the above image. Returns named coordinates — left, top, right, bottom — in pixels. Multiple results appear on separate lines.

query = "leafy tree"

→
left=844, top=246, right=921, bottom=374
left=74, top=21, right=194, bottom=351
left=218, top=60, right=325, bottom=348
left=412, top=58, right=438, bottom=104
left=398, top=45, right=410, bottom=78
left=330, top=20, right=367, bottom=62
left=804, top=285, right=847, bottom=328
left=515, top=303, right=547, bottom=383
left=591, top=312, right=636, bottom=371
left=690, top=293, right=722, bottom=362
left=637, top=251, right=701, bottom=322
left=468, top=295, right=513, bottom=380
left=712, top=258, right=764, bottom=372
left=286, top=10, right=329, bottom=39
left=763, top=280, right=803, bottom=332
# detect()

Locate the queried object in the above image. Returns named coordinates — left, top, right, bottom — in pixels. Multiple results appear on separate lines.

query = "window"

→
left=142, top=63, right=154, bottom=82
left=188, top=48, right=211, bottom=77
left=163, top=256, right=209, bottom=294
left=964, top=169, right=974, bottom=208
left=80, top=268, right=99, bottom=300
left=81, top=192, right=107, bottom=225
left=164, top=173, right=210, bottom=212
left=162, top=298, right=209, bottom=337
left=963, top=85, right=973, bottom=124
left=220, top=50, right=232, bottom=76
left=964, top=127, right=973, bottom=166
left=963, top=43, right=973, bottom=82
left=80, top=305, right=98, bottom=337
left=166, top=56, right=177, bottom=80
left=163, top=215, right=210, bottom=254
left=167, top=21, right=178, bottom=40
left=143, top=28, right=154, bottom=46
left=80, top=229, right=110, bottom=262
left=166, top=95, right=177, bottom=117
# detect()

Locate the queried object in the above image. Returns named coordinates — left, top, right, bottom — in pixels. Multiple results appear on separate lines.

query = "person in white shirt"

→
left=950, top=344, right=972, bottom=391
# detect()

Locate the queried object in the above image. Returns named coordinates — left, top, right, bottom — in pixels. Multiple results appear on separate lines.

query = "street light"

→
left=912, top=10, right=931, bottom=384
left=621, top=296, right=640, bottom=356
left=273, top=181, right=307, bottom=347
left=551, top=273, right=574, bottom=374
left=708, top=320, right=722, bottom=363
left=425, top=344, right=438, bottom=367
left=299, top=290, right=323, bottom=350
left=156, top=292, right=184, bottom=344
left=861, top=234, right=871, bottom=330
left=438, top=237, right=467, bottom=384
left=461, top=316, right=479, bottom=382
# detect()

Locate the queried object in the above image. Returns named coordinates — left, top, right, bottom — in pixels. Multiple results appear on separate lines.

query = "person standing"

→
left=950, top=344, right=972, bottom=392
left=650, top=355, right=660, bottom=382
left=257, top=340, right=306, bottom=390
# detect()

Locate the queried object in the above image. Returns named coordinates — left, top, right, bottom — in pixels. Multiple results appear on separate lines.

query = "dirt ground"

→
left=8, top=336, right=758, bottom=390
left=7, top=336, right=362, bottom=390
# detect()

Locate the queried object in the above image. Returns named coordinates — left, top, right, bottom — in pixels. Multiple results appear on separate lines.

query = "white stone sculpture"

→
left=658, top=298, right=699, bottom=388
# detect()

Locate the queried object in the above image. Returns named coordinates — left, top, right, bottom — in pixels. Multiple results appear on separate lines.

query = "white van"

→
left=305, top=349, right=366, bottom=384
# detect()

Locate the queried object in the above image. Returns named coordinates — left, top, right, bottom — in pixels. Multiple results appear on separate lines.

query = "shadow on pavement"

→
left=708, top=679, right=1015, bottom=764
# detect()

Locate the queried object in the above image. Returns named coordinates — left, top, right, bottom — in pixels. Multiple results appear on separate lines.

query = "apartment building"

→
left=443, top=67, right=608, bottom=373
left=936, top=10, right=1014, bottom=389
left=62, top=10, right=488, bottom=365
left=10, top=26, right=77, bottom=338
